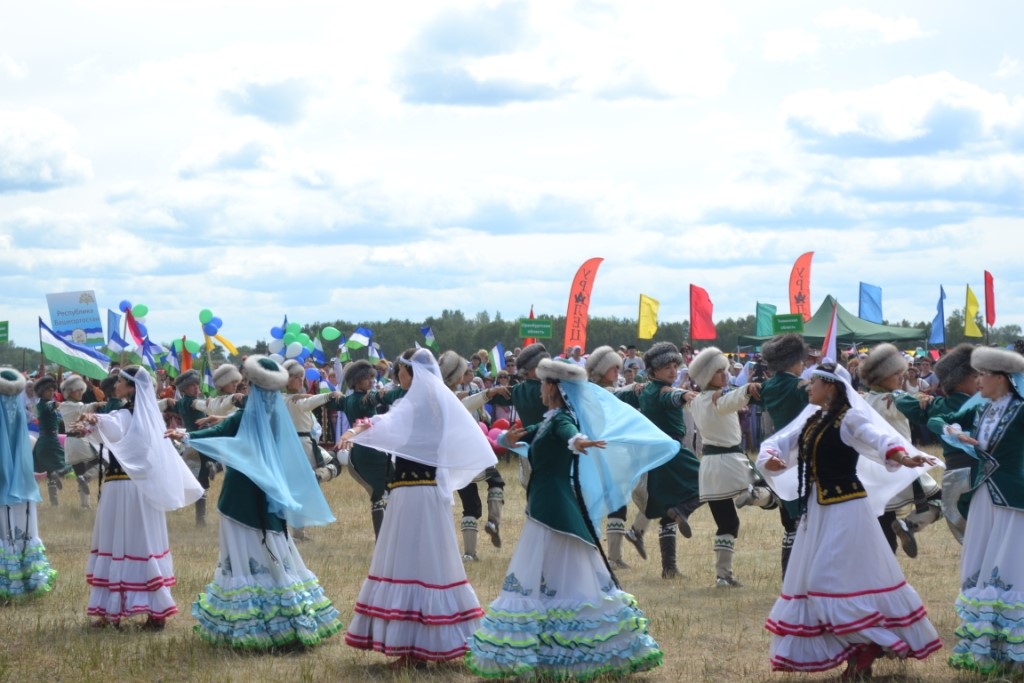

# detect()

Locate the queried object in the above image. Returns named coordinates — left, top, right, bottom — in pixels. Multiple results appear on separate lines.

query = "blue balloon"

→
left=136, top=322, right=148, bottom=337
left=270, top=326, right=284, bottom=339
left=304, top=368, right=320, bottom=382
left=119, top=300, right=132, bottom=313
left=297, top=349, right=310, bottom=362
left=203, top=322, right=218, bottom=336
left=211, top=316, right=223, bottom=329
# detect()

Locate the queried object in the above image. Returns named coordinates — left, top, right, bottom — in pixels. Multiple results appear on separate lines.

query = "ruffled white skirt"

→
left=345, top=485, right=484, bottom=661
left=86, top=480, right=177, bottom=621
left=1, top=502, right=57, bottom=599
left=949, top=485, right=1024, bottom=673
left=466, top=518, right=663, bottom=679
left=193, top=515, right=341, bottom=649
left=766, top=488, right=941, bottom=672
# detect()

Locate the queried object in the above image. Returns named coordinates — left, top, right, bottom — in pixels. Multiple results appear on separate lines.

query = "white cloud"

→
left=816, top=8, right=924, bottom=43
left=996, top=54, right=1022, bottom=79
left=0, top=109, right=92, bottom=193
left=0, top=54, right=27, bottom=80
left=762, top=29, right=820, bottom=62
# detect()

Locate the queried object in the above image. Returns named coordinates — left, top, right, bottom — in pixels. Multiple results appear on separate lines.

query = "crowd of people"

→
left=2, top=332, right=1023, bottom=678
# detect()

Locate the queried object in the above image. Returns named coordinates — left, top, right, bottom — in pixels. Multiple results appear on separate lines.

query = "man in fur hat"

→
left=510, top=343, right=551, bottom=490
left=438, top=350, right=509, bottom=560
left=630, top=342, right=704, bottom=579
left=754, top=333, right=810, bottom=576
left=688, top=346, right=775, bottom=587
left=860, top=343, right=942, bottom=557
left=896, top=344, right=978, bottom=543
left=32, top=374, right=69, bottom=506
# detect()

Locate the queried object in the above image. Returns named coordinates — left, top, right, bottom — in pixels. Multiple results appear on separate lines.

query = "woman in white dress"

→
left=341, top=348, right=494, bottom=667
left=758, top=361, right=942, bottom=679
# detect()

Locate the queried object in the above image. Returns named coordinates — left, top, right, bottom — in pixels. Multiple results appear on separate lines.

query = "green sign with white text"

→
left=0, top=320, right=7, bottom=343
left=772, top=314, right=805, bottom=334
left=519, top=319, right=553, bottom=339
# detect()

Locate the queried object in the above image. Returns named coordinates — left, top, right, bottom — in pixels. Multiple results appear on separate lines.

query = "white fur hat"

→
left=213, top=363, right=242, bottom=389
left=438, top=350, right=469, bottom=388
left=536, top=358, right=587, bottom=383
left=859, top=343, right=907, bottom=387
left=243, top=355, right=289, bottom=391
left=0, top=367, right=26, bottom=396
left=971, top=346, right=1024, bottom=375
left=643, top=342, right=683, bottom=372
left=60, top=374, right=87, bottom=396
left=585, top=345, right=622, bottom=382
left=688, top=346, right=729, bottom=389
left=282, top=359, right=305, bottom=378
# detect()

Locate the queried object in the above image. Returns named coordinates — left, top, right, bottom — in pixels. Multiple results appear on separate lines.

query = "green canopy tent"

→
left=738, top=295, right=926, bottom=346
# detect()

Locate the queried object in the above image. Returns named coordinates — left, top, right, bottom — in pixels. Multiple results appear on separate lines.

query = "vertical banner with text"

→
left=562, top=257, right=604, bottom=354
left=789, top=252, right=814, bottom=322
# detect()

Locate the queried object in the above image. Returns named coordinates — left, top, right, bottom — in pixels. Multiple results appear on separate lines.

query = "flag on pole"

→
left=107, top=309, right=122, bottom=344
left=181, top=336, right=193, bottom=372
left=789, top=251, right=814, bottom=322
left=489, top=343, right=506, bottom=378
left=858, top=283, right=883, bottom=324
left=140, top=337, right=159, bottom=371
left=820, top=302, right=839, bottom=361
left=965, top=285, right=983, bottom=338
left=690, top=285, right=716, bottom=340
left=338, top=336, right=351, bottom=362
left=638, top=294, right=659, bottom=340
left=421, top=326, right=439, bottom=353
left=346, top=327, right=372, bottom=349
left=929, top=286, right=946, bottom=346
left=523, top=305, right=537, bottom=346
left=203, top=364, right=216, bottom=396
left=39, top=318, right=110, bottom=380
left=124, top=309, right=146, bottom=346
left=368, top=342, right=382, bottom=362
left=167, top=344, right=181, bottom=377
left=107, top=329, right=129, bottom=355
left=755, top=302, right=777, bottom=337
left=984, top=270, right=996, bottom=327
left=313, top=337, right=327, bottom=365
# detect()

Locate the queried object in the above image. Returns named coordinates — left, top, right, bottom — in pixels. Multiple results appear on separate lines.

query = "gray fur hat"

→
left=60, top=374, right=87, bottom=396
left=585, top=345, right=622, bottom=382
left=688, top=346, right=730, bottom=389
left=0, top=367, right=26, bottom=396
left=517, top=343, right=550, bottom=373
left=343, top=360, right=376, bottom=388
left=934, top=344, right=976, bottom=394
left=175, top=369, right=201, bottom=389
left=643, top=341, right=683, bottom=372
left=536, top=358, right=587, bottom=383
left=243, top=355, right=289, bottom=391
left=859, top=343, right=908, bottom=387
left=971, top=346, right=1024, bottom=375
left=33, top=375, right=57, bottom=395
left=282, top=359, right=305, bottom=378
left=213, top=363, right=243, bottom=389
left=762, top=333, right=807, bottom=373
left=438, top=350, right=469, bottom=388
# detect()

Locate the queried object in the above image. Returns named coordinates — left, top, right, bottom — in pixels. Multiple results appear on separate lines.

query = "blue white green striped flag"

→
left=39, top=318, right=110, bottom=380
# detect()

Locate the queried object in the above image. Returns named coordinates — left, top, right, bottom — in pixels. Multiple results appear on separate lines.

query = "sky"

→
left=2, top=1, right=1023, bottom=350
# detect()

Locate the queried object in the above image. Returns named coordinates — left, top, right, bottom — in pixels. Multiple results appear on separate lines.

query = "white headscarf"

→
left=350, top=349, right=496, bottom=497
left=95, top=369, right=204, bottom=511
left=758, top=364, right=942, bottom=516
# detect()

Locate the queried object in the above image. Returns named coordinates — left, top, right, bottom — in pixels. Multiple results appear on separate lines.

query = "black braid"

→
left=571, top=445, right=620, bottom=590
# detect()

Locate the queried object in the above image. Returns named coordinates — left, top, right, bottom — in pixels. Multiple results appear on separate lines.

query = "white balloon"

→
left=268, top=339, right=284, bottom=354
left=286, top=341, right=303, bottom=358
left=269, top=353, right=285, bottom=363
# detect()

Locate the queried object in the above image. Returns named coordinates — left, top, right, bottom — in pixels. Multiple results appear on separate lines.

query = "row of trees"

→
left=4, top=308, right=1020, bottom=372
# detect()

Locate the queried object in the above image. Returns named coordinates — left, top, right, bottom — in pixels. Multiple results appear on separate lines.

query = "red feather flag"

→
left=690, top=284, right=716, bottom=340
left=984, top=270, right=996, bottom=327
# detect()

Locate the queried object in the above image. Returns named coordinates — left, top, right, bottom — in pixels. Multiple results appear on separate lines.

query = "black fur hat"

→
left=761, top=333, right=807, bottom=373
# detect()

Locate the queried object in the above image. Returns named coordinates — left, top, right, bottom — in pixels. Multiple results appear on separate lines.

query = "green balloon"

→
left=283, top=332, right=298, bottom=345
left=321, top=326, right=341, bottom=341
left=298, top=333, right=312, bottom=347
left=199, top=309, right=214, bottom=324
left=286, top=322, right=301, bottom=335
left=133, top=304, right=149, bottom=318
left=184, top=339, right=201, bottom=354
left=171, top=339, right=184, bottom=351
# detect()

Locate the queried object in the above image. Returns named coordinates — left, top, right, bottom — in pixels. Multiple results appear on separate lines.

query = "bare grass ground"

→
left=0, top=455, right=1005, bottom=682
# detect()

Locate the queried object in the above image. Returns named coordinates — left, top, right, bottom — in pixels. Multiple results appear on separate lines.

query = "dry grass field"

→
left=0, top=454, right=1009, bottom=683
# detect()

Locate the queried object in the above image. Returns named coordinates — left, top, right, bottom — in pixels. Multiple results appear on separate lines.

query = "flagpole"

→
left=120, top=315, right=128, bottom=367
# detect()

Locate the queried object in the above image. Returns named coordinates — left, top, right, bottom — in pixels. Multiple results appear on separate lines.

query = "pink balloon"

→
left=487, top=428, right=507, bottom=456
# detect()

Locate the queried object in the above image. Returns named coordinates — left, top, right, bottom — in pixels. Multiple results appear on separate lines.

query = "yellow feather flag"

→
left=638, top=294, right=659, bottom=340
left=965, top=285, right=983, bottom=337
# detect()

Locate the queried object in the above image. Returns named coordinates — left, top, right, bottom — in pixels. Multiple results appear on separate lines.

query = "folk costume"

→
left=87, top=367, right=204, bottom=626
left=345, top=349, right=492, bottom=663
left=1, top=368, right=57, bottom=600
left=31, top=375, right=67, bottom=507
left=509, top=343, right=550, bottom=490
left=758, top=365, right=942, bottom=677
left=159, top=370, right=218, bottom=527
left=56, top=374, right=102, bottom=509
left=630, top=342, right=703, bottom=579
left=860, top=344, right=941, bottom=557
left=466, top=359, right=670, bottom=679
left=186, top=356, right=341, bottom=649
left=929, top=347, right=1024, bottom=674
left=439, top=351, right=506, bottom=561
left=281, top=360, right=340, bottom=487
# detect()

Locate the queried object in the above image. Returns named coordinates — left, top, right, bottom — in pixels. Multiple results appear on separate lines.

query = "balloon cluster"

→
left=268, top=321, right=315, bottom=362
left=198, top=309, right=239, bottom=356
